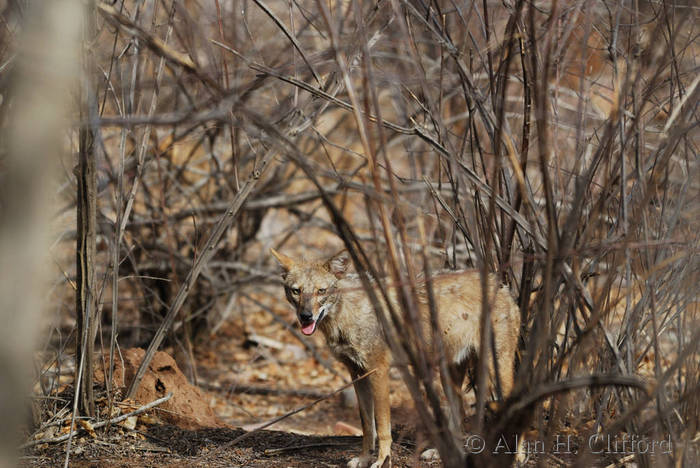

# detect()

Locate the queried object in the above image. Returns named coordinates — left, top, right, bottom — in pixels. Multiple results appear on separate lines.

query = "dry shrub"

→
left=5, top=0, right=696, bottom=466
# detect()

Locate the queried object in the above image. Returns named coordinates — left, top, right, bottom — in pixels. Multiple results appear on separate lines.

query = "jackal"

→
left=271, top=249, right=520, bottom=468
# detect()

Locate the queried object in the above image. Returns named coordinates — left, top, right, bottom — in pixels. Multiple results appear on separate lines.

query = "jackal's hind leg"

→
left=447, top=359, right=469, bottom=433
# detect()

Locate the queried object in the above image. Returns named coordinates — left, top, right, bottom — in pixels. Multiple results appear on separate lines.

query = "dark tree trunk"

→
left=74, top=6, right=98, bottom=417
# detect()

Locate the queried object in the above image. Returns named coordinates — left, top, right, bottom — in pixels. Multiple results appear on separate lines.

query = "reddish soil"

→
left=22, top=424, right=427, bottom=467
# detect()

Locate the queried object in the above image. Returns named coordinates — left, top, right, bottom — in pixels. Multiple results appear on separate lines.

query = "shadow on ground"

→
left=23, top=424, right=429, bottom=467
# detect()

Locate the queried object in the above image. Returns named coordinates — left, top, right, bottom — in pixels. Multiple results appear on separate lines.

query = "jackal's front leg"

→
left=368, top=362, right=391, bottom=468
left=347, top=368, right=375, bottom=468
left=347, top=360, right=391, bottom=468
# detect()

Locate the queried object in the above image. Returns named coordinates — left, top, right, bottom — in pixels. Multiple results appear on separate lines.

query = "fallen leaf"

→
left=78, top=419, right=97, bottom=438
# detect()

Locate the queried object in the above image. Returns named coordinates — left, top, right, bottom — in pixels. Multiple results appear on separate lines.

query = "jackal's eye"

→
left=317, top=288, right=327, bottom=295
left=291, top=287, right=301, bottom=295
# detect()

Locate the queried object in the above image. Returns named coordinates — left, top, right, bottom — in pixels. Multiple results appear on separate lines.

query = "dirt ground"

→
left=21, top=425, right=428, bottom=467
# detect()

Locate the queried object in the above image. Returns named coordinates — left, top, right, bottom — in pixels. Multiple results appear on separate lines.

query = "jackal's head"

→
left=270, top=249, right=349, bottom=336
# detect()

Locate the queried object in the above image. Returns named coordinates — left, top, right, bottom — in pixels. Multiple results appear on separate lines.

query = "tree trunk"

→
left=74, top=4, right=99, bottom=418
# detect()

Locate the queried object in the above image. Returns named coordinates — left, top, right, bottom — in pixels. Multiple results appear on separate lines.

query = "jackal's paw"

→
left=347, top=454, right=390, bottom=468
left=420, top=448, right=440, bottom=461
left=369, top=455, right=390, bottom=468
left=347, top=455, right=371, bottom=468
left=514, top=435, right=529, bottom=467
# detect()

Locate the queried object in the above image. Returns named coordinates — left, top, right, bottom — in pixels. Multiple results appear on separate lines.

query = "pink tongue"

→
left=301, top=321, right=316, bottom=335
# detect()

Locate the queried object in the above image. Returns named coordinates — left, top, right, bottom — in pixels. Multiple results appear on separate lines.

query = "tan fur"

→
left=271, top=249, right=520, bottom=468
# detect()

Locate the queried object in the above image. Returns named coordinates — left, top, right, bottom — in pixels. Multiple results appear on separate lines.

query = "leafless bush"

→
left=4, top=0, right=697, bottom=466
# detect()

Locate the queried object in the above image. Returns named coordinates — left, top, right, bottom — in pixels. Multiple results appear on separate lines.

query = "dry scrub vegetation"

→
left=1, top=0, right=698, bottom=467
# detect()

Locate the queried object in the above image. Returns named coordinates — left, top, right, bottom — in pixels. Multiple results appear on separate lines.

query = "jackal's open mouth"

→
left=299, top=310, right=325, bottom=336
left=300, top=320, right=316, bottom=335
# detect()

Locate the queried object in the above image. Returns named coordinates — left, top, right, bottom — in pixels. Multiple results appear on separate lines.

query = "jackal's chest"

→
left=319, top=291, right=381, bottom=371
left=328, top=334, right=365, bottom=368
left=324, top=328, right=368, bottom=370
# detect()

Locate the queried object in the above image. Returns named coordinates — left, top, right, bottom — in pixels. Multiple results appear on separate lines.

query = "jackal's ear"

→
left=270, top=248, right=294, bottom=272
left=326, top=250, right=349, bottom=278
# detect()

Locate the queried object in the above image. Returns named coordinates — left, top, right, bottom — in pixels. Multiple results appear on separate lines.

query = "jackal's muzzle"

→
left=297, top=296, right=326, bottom=336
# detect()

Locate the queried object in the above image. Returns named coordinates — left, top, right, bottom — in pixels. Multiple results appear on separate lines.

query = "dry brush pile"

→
left=0, top=0, right=697, bottom=466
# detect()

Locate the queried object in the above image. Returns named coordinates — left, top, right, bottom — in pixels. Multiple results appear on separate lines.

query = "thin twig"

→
left=263, top=441, right=357, bottom=455
left=251, top=0, right=321, bottom=84
left=212, top=370, right=374, bottom=454
left=201, top=381, right=328, bottom=399
left=125, top=149, right=278, bottom=399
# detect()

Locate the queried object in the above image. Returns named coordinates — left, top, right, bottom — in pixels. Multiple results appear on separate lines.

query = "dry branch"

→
left=125, top=150, right=277, bottom=399
left=20, top=392, right=173, bottom=450
left=201, top=381, right=327, bottom=399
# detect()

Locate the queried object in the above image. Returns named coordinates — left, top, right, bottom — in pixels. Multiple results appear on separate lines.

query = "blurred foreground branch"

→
left=0, top=0, right=81, bottom=465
